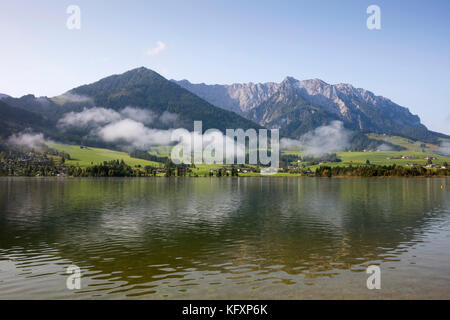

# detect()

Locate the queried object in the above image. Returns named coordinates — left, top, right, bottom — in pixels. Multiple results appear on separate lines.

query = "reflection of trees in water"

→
left=225, top=178, right=448, bottom=278
left=0, top=177, right=448, bottom=291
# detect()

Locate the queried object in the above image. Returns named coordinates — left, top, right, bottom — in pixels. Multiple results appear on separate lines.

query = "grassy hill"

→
left=47, top=142, right=162, bottom=168
left=282, top=150, right=450, bottom=169
left=367, top=133, right=445, bottom=153
left=336, top=151, right=448, bottom=167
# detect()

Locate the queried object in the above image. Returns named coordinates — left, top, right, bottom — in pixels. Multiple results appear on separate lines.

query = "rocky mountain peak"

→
left=173, top=75, right=430, bottom=141
left=281, top=76, right=299, bottom=85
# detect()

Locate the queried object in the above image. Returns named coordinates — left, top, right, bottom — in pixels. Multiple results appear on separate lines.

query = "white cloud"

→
left=300, top=121, right=351, bottom=157
left=8, top=132, right=46, bottom=149
left=279, top=121, right=351, bottom=156
left=57, top=106, right=164, bottom=130
left=376, top=143, right=394, bottom=151
left=120, top=107, right=156, bottom=125
left=56, top=107, right=187, bottom=150
left=98, top=119, right=174, bottom=149
left=159, top=111, right=178, bottom=125
left=280, top=138, right=302, bottom=149
left=440, top=141, right=450, bottom=156
left=58, top=107, right=121, bottom=129
left=146, top=41, right=167, bottom=56
left=57, top=93, right=93, bottom=104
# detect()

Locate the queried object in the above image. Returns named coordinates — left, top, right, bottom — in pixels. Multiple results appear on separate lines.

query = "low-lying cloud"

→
left=57, top=107, right=182, bottom=150
left=159, top=111, right=178, bottom=125
left=120, top=107, right=156, bottom=125
left=440, top=141, right=450, bottom=156
left=281, top=121, right=351, bottom=157
left=57, top=93, right=94, bottom=104
left=8, top=132, right=46, bottom=149
left=58, top=107, right=176, bottom=129
left=376, top=143, right=394, bottom=151
left=58, top=107, right=121, bottom=129
left=98, top=119, right=175, bottom=149
left=97, top=119, right=244, bottom=153
left=280, top=138, right=302, bottom=149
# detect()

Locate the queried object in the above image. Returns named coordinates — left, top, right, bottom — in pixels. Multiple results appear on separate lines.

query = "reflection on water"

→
left=0, top=177, right=449, bottom=299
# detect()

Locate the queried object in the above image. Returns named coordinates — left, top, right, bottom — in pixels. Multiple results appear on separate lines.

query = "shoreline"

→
left=1, top=175, right=450, bottom=179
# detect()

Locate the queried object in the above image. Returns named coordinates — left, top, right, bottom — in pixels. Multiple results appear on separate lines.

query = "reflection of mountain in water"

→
left=0, top=177, right=448, bottom=297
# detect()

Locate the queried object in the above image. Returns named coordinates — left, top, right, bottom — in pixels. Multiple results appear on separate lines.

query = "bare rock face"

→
left=174, top=79, right=281, bottom=114
left=173, top=76, right=429, bottom=141
left=224, top=82, right=282, bottom=113
left=294, top=78, right=425, bottom=131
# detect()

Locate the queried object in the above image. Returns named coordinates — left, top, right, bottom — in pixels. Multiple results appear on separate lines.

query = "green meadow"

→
left=293, top=151, right=450, bottom=172
left=47, top=142, right=162, bottom=168
left=367, top=133, right=447, bottom=153
left=336, top=151, right=450, bottom=167
left=47, top=133, right=450, bottom=176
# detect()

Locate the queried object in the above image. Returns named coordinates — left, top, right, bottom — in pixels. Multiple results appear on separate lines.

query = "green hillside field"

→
left=301, top=151, right=450, bottom=171
left=47, top=142, right=162, bottom=168
left=367, top=133, right=447, bottom=153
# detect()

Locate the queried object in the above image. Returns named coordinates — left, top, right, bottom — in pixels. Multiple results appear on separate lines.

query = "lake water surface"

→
left=0, top=177, right=449, bottom=299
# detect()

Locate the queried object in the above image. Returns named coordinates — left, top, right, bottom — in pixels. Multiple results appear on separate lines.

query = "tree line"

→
left=315, top=164, right=450, bottom=177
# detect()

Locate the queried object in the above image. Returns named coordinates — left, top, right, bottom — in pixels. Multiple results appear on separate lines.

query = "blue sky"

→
left=0, top=0, right=449, bottom=134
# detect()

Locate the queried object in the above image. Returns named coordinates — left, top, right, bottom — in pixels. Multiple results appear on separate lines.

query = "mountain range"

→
left=0, top=68, right=259, bottom=147
left=0, top=67, right=447, bottom=151
left=174, top=77, right=444, bottom=143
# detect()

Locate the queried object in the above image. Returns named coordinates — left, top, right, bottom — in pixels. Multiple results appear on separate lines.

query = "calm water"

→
left=0, top=177, right=449, bottom=299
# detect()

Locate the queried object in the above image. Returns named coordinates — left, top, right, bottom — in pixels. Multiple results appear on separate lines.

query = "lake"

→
left=0, top=177, right=449, bottom=299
